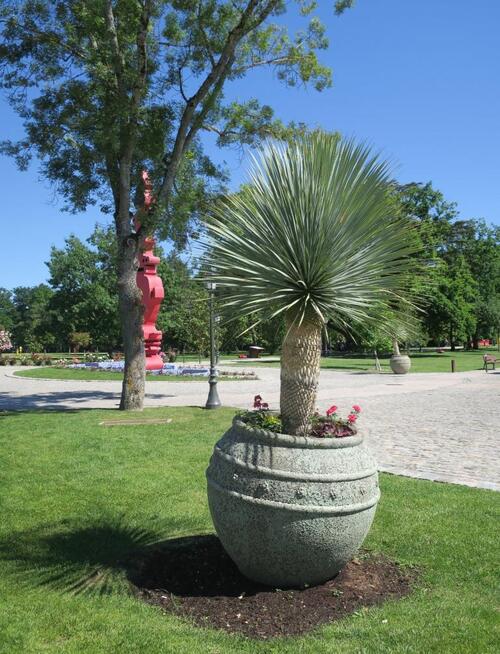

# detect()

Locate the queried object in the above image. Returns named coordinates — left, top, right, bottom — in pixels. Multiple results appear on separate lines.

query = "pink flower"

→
left=347, top=414, right=357, bottom=423
left=352, top=405, right=361, bottom=413
left=326, top=405, right=337, bottom=417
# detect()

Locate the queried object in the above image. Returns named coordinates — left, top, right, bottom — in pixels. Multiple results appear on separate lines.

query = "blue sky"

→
left=1, top=0, right=499, bottom=289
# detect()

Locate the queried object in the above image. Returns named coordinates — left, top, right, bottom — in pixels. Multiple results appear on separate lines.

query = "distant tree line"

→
left=1, top=182, right=499, bottom=355
left=325, top=182, right=500, bottom=352
left=0, top=224, right=284, bottom=356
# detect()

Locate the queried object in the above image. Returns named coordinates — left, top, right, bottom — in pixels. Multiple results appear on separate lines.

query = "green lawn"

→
left=0, top=407, right=498, bottom=653
left=14, top=368, right=250, bottom=382
left=233, top=347, right=498, bottom=373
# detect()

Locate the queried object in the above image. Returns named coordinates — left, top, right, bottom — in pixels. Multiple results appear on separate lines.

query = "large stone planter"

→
left=390, top=354, right=411, bottom=374
left=206, top=418, right=379, bottom=588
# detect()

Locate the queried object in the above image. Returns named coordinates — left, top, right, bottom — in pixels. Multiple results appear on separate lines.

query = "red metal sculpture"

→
left=135, top=171, right=164, bottom=370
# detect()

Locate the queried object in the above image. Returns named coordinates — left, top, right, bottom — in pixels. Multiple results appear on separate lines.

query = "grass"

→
left=13, top=368, right=252, bottom=382
left=233, top=347, right=498, bottom=374
left=0, top=407, right=498, bottom=653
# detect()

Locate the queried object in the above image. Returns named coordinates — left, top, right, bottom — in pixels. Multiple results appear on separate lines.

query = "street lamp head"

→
left=206, top=281, right=217, bottom=291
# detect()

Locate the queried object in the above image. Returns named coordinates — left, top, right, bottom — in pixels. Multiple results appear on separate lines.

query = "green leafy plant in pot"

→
left=204, top=133, right=418, bottom=587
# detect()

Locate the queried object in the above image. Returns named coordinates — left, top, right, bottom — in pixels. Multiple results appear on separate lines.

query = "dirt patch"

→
left=128, top=535, right=417, bottom=640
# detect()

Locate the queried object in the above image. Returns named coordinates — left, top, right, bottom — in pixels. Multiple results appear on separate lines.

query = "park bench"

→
left=483, top=354, right=496, bottom=372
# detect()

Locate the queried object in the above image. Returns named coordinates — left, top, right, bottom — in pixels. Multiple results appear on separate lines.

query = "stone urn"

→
left=390, top=354, right=411, bottom=374
left=206, top=417, right=379, bottom=588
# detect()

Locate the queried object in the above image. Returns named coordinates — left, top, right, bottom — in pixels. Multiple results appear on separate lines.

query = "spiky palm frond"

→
left=204, top=133, right=418, bottom=333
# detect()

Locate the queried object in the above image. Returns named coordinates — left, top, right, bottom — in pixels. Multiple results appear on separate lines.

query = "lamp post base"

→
left=206, top=377, right=221, bottom=409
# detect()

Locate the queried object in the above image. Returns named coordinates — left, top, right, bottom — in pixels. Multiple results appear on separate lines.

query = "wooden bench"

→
left=483, top=354, right=496, bottom=371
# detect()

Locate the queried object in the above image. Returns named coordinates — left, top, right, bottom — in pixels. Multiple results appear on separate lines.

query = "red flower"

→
left=352, top=405, right=361, bottom=413
left=347, top=414, right=357, bottom=423
left=253, top=394, right=262, bottom=408
left=261, top=402, right=269, bottom=409
left=326, top=405, right=337, bottom=417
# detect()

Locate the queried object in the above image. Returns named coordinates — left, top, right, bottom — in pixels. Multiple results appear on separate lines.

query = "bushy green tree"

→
left=424, top=256, right=478, bottom=349
left=393, top=182, right=499, bottom=348
left=47, top=227, right=121, bottom=351
left=156, top=253, right=209, bottom=354
left=0, top=288, right=16, bottom=331
left=11, top=285, right=55, bottom=351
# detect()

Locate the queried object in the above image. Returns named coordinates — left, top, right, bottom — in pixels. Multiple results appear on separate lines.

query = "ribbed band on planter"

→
left=206, top=417, right=380, bottom=588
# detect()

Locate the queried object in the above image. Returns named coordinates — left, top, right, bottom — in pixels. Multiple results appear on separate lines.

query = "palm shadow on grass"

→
left=0, top=514, right=211, bottom=597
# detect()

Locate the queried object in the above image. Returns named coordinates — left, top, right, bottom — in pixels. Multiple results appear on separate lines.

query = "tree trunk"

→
left=449, top=327, right=455, bottom=351
left=280, top=316, right=322, bottom=436
left=392, top=338, right=400, bottom=356
left=118, top=237, right=145, bottom=410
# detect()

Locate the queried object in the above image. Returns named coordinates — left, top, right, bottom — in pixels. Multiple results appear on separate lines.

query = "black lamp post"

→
left=205, top=282, right=221, bottom=409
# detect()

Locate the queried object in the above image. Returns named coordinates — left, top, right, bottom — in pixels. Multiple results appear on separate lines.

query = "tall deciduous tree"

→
left=392, top=182, right=499, bottom=347
left=0, top=0, right=352, bottom=409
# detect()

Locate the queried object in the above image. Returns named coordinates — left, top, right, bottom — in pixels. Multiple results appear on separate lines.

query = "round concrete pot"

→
left=206, top=418, right=379, bottom=588
left=390, top=354, right=411, bottom=374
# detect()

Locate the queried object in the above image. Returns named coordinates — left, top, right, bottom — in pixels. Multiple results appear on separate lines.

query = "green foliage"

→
left=424, top=256, right=478, bottom=346
left=237, top=408, right=283, bottom=432
left=46, top=226, right=121, bottom=351
left=391, top=183, right=500, bottom=347
left=11, top=284, right=55, bottom=351
left=0, top=0, right=346, bottom=233
left=205, top=132, right=419, bottom=333
left=156, top=254, right=210, bottom=355
left=0, top=288, right=16, bottom=331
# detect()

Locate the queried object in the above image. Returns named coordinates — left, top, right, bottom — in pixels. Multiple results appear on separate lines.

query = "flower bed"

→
left=64, top=359, right=257, bottom=379
left=239, top=395, right=362, bottom=438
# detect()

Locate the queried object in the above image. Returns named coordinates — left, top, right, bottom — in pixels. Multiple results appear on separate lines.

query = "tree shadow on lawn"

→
left=0, top=390, right=176, bottom=412
left=0, top=514, right=208, bottom=596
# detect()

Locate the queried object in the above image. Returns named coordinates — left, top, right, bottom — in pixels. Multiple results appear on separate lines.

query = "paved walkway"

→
left=1, top=366, right=499, bottom=491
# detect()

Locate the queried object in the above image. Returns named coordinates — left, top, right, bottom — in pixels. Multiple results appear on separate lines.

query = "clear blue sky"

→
left=1, top=0, right=499, bottom=289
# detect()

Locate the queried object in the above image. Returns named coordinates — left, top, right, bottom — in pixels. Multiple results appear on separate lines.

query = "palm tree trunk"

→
left=392, top=338, right=400, bottom=356
left=280, top=316, right=322, bottom=435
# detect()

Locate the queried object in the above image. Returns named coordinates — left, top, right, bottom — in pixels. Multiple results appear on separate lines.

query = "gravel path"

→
left=1, top=366, right=499, bottom=491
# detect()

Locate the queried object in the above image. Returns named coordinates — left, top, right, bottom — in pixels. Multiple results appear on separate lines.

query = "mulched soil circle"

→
left=127, top=535, right=417, bottom=640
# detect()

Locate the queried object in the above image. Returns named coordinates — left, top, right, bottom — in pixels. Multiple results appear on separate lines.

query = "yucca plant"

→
left=204, top=132, right=418, bottom=435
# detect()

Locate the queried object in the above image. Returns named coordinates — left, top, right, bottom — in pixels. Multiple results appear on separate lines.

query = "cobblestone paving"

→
left=1, top=366, right=498, bottom=491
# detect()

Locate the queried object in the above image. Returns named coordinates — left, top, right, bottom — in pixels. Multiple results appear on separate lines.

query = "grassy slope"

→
left=0, top=407, right=498, bottom=654
left=233, top=347, right=498, bottom=373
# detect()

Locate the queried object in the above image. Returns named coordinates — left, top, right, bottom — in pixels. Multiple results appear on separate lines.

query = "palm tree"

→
left=205, top=132, right=418, bottom=435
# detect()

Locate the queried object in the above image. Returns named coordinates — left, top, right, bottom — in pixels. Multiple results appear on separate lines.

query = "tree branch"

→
left=233, top=54, right=298, bottom=74
left=104, top=0, right=125, bottom=92
left=157, top=0, right=280, bottom=207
